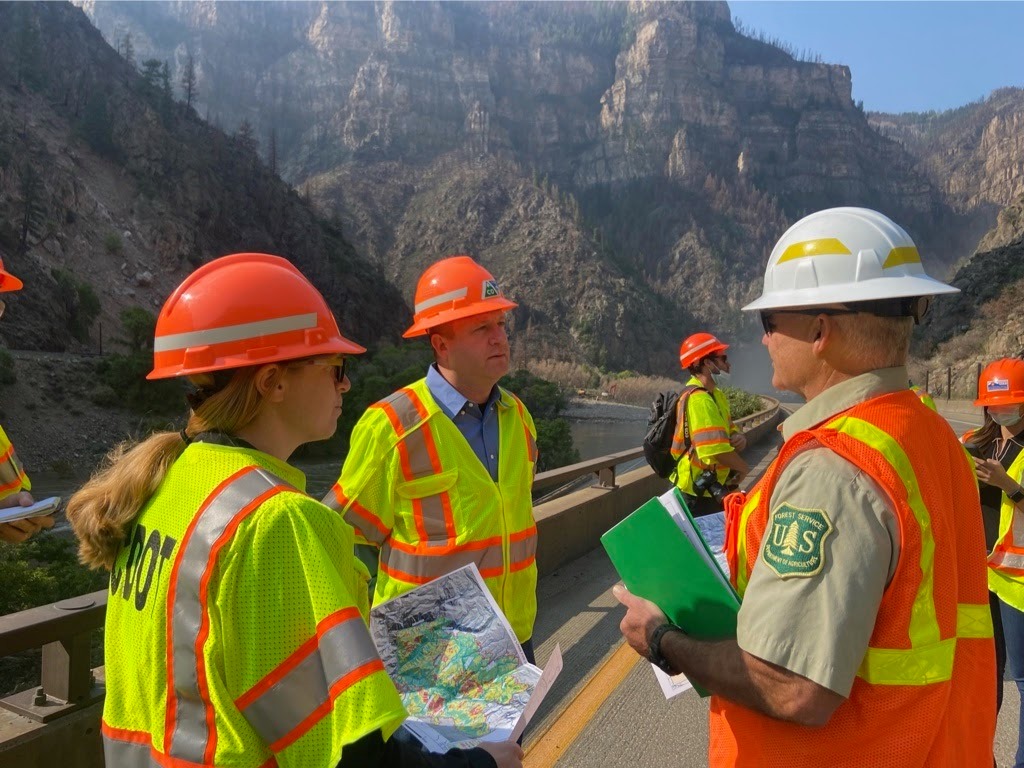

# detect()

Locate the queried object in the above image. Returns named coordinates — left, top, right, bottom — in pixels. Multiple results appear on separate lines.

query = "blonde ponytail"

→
left=68, top=365, right=282, bottom=570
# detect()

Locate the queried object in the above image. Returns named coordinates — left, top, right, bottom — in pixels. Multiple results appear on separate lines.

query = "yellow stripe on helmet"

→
left=882, top=246, right=922, bottom=268
left=776, top=238, right=851, bottom=264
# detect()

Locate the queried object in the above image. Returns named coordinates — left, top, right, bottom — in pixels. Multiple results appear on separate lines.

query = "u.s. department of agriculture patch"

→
left=762, top=503, right=833, bottom=579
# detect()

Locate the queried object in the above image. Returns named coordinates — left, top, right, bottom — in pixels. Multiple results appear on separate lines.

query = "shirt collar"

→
left=426, top=364, right=505, bottom=418
left=782, top=366, right=909, bottom=439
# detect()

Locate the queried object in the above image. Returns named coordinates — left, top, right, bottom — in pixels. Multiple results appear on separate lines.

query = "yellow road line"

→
left=524, top=642, right=642, bottom=767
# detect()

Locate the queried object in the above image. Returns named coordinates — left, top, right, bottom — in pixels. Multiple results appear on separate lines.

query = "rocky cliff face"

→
left=915, top=192, right=1024, bottom=386
left=0, top=2, right=406, bottom=354
left=74, top=0, right=995, bottom=371
left=871, top=88, right=1024, bottom=215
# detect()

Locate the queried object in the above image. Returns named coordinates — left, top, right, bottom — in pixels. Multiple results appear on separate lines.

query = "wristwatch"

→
left=648, top=623, right=681, bottom=674
left=1010, top=486, right=1024, bottom=504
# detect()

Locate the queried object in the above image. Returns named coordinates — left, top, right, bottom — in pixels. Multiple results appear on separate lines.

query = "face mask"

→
left=990, top=407, right=1024, bottom=427
left=706, top=360, right=730, bottom=387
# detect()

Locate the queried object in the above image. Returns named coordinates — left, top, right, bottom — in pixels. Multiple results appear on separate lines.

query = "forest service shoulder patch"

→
left=762, top=503, right=833, bottom=579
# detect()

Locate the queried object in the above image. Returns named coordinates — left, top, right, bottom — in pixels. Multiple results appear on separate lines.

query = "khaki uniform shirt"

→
left=736, top=367, right=908, bottom=696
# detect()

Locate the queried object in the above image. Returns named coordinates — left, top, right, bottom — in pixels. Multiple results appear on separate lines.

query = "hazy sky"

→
left=729, top=1, right=1024, bottom=114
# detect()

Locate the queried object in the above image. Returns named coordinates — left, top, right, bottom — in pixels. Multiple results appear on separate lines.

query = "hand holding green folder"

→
left=601, top=488, right=740, bottom=697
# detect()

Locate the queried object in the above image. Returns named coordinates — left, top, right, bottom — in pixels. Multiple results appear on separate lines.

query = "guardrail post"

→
left=0, top=595, right=104, bottom=723
left=41, top=632, right=92, bottom=705
left=597, top=466, right=617, bottom=490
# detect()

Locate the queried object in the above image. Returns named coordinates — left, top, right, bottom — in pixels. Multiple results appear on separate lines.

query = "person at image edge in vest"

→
left=66, top=253, right=522, bottom=768
left=615, top=207, right=996, bottom=766
left=673, top=332, right=749, bottom=517
left=0, top=257, right=54, bottom=544
left=965, top=358, right=1024, bottom=767
left=325, top=255, right=540, bottom=662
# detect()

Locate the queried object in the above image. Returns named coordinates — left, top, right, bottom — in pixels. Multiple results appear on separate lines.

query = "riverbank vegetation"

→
left=526, top=359, right=766, bottom=419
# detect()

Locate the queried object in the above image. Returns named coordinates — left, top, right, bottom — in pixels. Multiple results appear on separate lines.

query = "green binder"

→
left=601, top=488, right=740, bottom=696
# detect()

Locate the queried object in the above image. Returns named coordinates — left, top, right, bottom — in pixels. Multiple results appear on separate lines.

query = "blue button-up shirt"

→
left=425, top=364, right=501, bottom=481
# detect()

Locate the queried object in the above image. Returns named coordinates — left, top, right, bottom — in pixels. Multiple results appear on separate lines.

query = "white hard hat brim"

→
left=741, top=275, right=959, bottom=312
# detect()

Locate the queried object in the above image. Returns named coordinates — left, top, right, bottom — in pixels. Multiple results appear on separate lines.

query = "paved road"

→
left=524, top=405, right=1019, bottom=766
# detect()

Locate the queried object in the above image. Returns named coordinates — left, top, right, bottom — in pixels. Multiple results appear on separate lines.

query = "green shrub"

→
left=723, top=386, right=764, bottom=420
left=94, top=307, right=181, bottom=416
left=534, top=418, right=580, bottom=471
left=500, top=369, right=567, bottom=419
left=52, top=268, right=101, bottom=342
left=104, top=232, right=123, bottom=255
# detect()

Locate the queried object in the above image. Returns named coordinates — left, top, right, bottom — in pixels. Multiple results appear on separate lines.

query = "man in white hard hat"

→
left=616, top=207, right=996, bottom=766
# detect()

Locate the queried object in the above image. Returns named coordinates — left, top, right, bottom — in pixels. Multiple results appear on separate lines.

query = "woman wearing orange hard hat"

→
left=0, top=257, right=54, bottom=544
left=68, top=253, right=520, bottom=768
left=965, top=357, right=1024, bottom=765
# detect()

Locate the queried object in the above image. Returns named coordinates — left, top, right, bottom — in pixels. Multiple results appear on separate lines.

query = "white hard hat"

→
left=742, top=207, right=958, bottom=313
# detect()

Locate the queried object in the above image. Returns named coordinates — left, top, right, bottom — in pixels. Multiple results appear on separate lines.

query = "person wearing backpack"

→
left=671, top=332, right=750, bottom=517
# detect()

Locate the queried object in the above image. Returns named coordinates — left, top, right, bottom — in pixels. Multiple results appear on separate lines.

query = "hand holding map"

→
left=370, top=563, right=561, bottom=752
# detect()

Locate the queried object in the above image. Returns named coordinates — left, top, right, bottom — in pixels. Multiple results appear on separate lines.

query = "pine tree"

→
left=781, top=521, right=800, bottom=556
left=268, top=126, right=278, bottom=175
left=122, top=32, right=135, bottom=69
left=181, top=51, right=198, bottom=113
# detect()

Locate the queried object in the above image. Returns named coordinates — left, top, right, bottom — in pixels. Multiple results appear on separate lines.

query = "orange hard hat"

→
left=0, top=258, right=24, bottom=292
left=975, top=358, right=1024, bottom=407
left=679, top=332, right=728, bottom=369
left=148, top=252, right=365, bottom=380
left=403, top=255, right=517, bottom=338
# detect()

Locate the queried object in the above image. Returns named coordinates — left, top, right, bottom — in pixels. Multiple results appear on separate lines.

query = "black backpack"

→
left=642, top=386, right=702, bottom=479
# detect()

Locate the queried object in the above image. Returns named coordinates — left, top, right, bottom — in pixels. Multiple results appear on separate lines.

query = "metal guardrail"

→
left=0, top=395, right=782, bottom=732
left=0, top=591, right=107, bottom=723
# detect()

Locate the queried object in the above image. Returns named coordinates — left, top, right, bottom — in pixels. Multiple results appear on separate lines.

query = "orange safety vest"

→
left=714, top=390, right=995, bottom=767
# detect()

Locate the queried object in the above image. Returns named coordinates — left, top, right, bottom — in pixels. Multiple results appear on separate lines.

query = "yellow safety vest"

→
left=0, top=424, right=30, bottom=501
left=988, top=448, right=1024, bottom=611
left=101, top=441, right=405, bottom=768
left=672, top=376, right=734, bottom=496
left=911, top=385, right=938, bottom=411
left=327, top=378, right=539, bottom=642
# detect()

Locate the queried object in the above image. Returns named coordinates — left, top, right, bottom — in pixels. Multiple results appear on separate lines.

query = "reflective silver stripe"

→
left=510, top=531, right=537, bottom=566
left=323, top=486, right=388, bottom=546
left=240, top=612, right=382, bottom=748
left=415, top=287, right=468, bottom=314
left=1013, top=505, right=1024, bottom=545
left=417, top=494, right=450, bottom=541
left=103, top=736, right=158, bottom=768
left=692, top=428, right=729, bottom=444
left=684, top=338, right=719, bottom=358
left=387, top=391, right=450, bottom=541
left=322, top=488, right=342, bottom=512
left=990, top=550, right=1024, bottom=570
left=382, top=541, right=505, bottom=581
left=153, top=312, right=317, bottom=352
left=169, top=467, right=288, bottom=763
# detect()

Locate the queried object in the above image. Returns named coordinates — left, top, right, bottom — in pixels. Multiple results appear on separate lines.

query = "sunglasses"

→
left=304, top=355, right=348, bottom=383
left=759, top=308, right=860, bottom=336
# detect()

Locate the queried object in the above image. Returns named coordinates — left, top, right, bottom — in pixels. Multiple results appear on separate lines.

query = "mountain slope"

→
left=74, top=1, right=997, bottom=371
left=0, top=1, right=407, bottom=355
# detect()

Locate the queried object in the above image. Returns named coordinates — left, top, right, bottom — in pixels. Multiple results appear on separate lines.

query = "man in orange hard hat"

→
left=672, top=332, right=749, bottom=517
left=325, top=255, right=540, bottom=662
left=0, top=257, right=54, bottom=544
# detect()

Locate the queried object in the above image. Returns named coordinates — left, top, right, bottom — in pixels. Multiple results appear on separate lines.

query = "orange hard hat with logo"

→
left=975, top=358, right=1024, bottom=407
left=679, top=332, right=728, bottom=369
left=148, top=252, right=365, bottom=380
left=0, top=258, right=24, bottom=292
left=403, top=255, right=517, bottom=338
